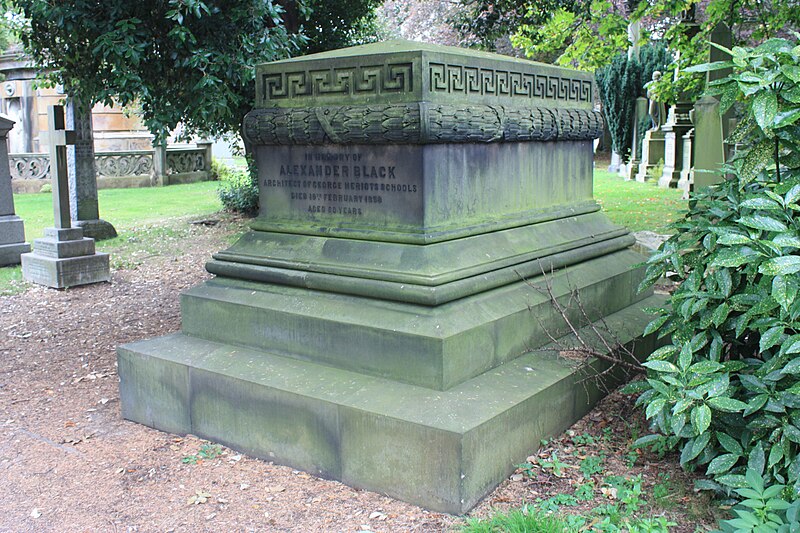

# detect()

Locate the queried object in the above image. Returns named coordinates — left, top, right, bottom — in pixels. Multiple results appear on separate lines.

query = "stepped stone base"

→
left=21, top=252, right=110, bottom=288
left=21, top=226, right=110, bottom=288
left=119, top=293, right=663, bottom=514
left=0, top=215, right=30, bottom=266
left=0, top=242, right=30, bottom=266
left=185, top=249, right=649, bottom=390
left=74, top=218, right=117, bottom=241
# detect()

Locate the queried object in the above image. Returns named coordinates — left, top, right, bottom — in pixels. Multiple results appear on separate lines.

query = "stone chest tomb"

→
left=118, top=41, right=662, bottom=513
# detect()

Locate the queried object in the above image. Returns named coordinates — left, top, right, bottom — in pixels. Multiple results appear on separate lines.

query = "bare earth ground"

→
left=0, top=216, right=716, bottom=532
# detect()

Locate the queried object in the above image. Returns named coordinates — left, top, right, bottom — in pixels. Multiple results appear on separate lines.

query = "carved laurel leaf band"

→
left=243, top=103, right=603, bottom=146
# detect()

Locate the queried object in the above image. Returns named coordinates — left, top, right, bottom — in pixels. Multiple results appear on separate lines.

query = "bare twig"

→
left=516, top=262, right=643, bottom=391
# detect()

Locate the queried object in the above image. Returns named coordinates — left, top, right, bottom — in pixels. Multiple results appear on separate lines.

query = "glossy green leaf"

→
left=642, top=360, right=680, bottom=373
left=759, top=256, right=800, bottom=275
left=708, top=397, right=749, bottom=412
left=706, top=453, right=739, bottom=475
left=752, top=91, right=779, bottom=131
left=691, top=404, right=712, bottom=434
left=738, top=215, right=788, bottom=233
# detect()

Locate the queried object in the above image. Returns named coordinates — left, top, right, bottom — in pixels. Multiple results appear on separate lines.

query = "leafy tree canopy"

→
left=8, top=0, right=377, bottom=142
left=456, top=0, right=800, bottom=101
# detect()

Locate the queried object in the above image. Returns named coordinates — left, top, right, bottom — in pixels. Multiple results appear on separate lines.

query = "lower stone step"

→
left=118, top=293, right=664, bottom=514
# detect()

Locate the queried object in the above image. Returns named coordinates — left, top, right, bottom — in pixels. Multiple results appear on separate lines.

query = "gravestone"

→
left=677, top=124, right=695, bottom=195
left=626, top=96, right=647, bottom=180
left=691, top=23, right=734, bottom=192
left=635, top=72, right=666, bottom=182
left=658, top=102, right=694, bottom=188
left=21, top=105, right=110, bottom=288
left=118, top=41, right=663, bottom=513
left=65, top=97, right=117, bottom=240
left=659, top=11, right=700, bottom=188
left=0, top=114, right=30, bottom=265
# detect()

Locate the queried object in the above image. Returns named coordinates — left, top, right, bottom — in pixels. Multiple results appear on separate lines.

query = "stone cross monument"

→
left=21, top=105, right=110, bottom=288
left=0, top=114, right=30, bottom=265
left=65, top=96, right=117, bottom=239
left=118, top=41, right=663, bottom=513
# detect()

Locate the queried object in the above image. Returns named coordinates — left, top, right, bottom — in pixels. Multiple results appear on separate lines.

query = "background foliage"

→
left=9, top=0, right=376, bottom=143
left=596, top=44, right=670, bottom=161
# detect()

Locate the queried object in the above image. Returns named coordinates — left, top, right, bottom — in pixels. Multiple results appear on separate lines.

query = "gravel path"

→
left=0, top=216, right=709, bottom=532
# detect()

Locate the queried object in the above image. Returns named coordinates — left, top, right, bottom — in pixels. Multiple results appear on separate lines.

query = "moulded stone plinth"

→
left=0, top=215, right=30, bottom=266
left=187, top=249, right=650, bottom=390
left=21, top=225, right=110, bottom=288
left=21, top=251, right=110, bottom=288
left=208, top=210, right=631, bottom=304
left=119, top=293, right=664, bottom=514
left=0, top=242, right=30, bottom=266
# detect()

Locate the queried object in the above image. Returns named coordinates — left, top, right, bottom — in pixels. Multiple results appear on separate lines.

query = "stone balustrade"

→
left=8, top=142, right=213, bottom=192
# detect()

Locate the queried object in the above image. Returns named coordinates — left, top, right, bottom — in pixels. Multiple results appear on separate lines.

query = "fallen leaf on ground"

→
left=187, top=491, right=212, bottom=505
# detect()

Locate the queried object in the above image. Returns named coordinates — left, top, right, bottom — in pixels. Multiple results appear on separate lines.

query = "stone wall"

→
left=9, top=143, right=213, bottom=193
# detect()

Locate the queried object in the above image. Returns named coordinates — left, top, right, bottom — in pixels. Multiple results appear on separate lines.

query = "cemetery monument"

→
left=635, top=72, right=667, bottom=182
left=20, top=105, right=110, bottom=288
left=0, top=115, right=30, bottom=265
left=65, top=97, right=117, bottom=240
left=118, top=41, right=663, bottom=513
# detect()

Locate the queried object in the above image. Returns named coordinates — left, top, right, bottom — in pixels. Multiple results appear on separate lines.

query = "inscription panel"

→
left=257, top=145, right=423, bottom=229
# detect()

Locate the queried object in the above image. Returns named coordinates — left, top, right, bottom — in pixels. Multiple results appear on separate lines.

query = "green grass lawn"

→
left=1, top=181, right=223, bottom=294
left=0, top=171, right=687, bottom=294
left=593, top=170, right=686, bottom=233
left=15, top=181, right=222, bottom=241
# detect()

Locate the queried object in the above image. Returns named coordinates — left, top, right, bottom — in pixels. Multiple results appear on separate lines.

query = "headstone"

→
left=0, top=114, right=30, bottom=265
left=21, top=105, right=110, bottom=288
left=635, top=129, right=665, bottom=182
left=690, top=23, right=734, bottom=192
left=677, top=124, right=695, bottom=196
left=658, top=102, right=694, bottom=188
left=659, top=13, right=700, bottom=188
left=65, top=96, right=117, bottom=240
left=626, top=97, right=648, bottom=180
left=635, top=72, right=667, bottom=182
left=117, top=40, right=663, bottom=514
left=608, top=150, right=622, bottom=173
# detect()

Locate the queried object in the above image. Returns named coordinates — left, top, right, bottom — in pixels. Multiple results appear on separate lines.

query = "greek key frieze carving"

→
left=261, top=63, right=414, bottom=102
left=243, top=104, right=603, bottom=145
left=429, top=63, right=592, bottom=104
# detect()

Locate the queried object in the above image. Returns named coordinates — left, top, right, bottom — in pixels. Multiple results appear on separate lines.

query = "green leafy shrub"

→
left=209, top=159, right=233, bottom=181
left=716, top=469, right=800, bottom=532
left=630, top=37, right=800, bottom=497
left=217, top=158, right=258, bottom=215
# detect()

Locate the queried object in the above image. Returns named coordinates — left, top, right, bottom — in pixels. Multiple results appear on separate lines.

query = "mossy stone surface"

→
left=118, top=294, right=665, bottom=514
left=186, top=249, right=650, bottom=390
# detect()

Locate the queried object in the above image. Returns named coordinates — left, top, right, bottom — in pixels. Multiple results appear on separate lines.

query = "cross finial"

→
left=47, top=105, right=76, bottom=228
